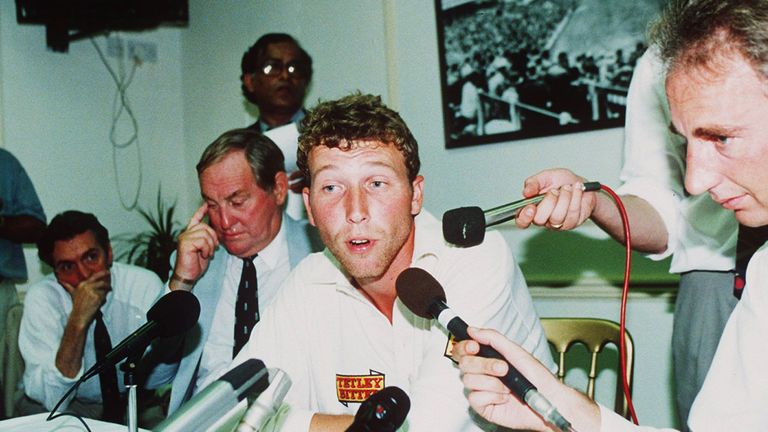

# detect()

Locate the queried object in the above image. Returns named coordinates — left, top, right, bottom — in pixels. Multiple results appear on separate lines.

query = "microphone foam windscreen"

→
left=395, top=267, right=446, bottom=319
left=442, top=206, right=486, bottom=247
left=147, top=290, right=201, bottom=337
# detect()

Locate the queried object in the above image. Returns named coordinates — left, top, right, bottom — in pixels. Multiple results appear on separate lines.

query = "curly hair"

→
left=297, top=93, right=420, bottom=186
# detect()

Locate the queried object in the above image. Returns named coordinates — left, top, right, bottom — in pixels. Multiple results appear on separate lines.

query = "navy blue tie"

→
left=94, top=310, right=122, bottom=422
left=234, top=255, right=259, bottom=357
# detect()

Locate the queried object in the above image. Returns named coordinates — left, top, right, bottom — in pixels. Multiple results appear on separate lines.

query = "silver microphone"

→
left=442, top=181, right=601, bottom=247
left=156, top=359, right=268, bottom=432
left=237, top=368, right=292, bottom=432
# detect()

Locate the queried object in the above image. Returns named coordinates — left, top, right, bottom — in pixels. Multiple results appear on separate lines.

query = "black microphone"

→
left=81, top=290, right=200, bottom=382
left=442, top=181, right=602, bottom=247
left=395, top=268, right=571, bottom=431
left=346, top=386, right=410, bottom=432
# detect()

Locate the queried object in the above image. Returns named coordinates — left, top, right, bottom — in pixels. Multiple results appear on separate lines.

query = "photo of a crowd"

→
left=436, top=0, right=663, bottom=148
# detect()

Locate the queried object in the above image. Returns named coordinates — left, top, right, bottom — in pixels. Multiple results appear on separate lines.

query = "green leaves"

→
left=114, top=187, right=181, bottom=282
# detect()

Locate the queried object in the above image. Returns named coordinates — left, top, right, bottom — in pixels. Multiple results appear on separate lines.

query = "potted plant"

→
left=114, top=189, right=181, bottom=282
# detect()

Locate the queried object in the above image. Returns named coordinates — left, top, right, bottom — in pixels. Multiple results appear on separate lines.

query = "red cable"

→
left=599, top=184, right=639, bottom=425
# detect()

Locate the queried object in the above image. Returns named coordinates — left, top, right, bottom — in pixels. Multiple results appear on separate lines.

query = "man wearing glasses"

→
left=240, top=33, right=312, bottom=133
left=240, top=33, right=313, bottom=206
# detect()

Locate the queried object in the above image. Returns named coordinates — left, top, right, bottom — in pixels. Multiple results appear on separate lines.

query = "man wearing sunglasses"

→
left=240, top=33, right=312, bottom=133
left=241, top=34, right=313, bottom=207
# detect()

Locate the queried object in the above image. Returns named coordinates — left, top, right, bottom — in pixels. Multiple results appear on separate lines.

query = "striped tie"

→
left=233, top=255, right=259, bottom=357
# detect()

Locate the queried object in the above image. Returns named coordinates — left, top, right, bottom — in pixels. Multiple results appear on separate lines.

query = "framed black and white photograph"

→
left=435, top=0, right=664, bottom=148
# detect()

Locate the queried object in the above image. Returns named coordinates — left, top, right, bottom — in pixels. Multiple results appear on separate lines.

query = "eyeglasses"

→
left=259, top=59, right=308, bottom=78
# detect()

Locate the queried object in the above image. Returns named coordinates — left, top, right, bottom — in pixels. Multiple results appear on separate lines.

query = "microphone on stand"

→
left=346, top=386, right=410, bottom=432
left=395, top=267, right=572, bottom=432
left=48, top=290, right=202, bottom=424
left=156, top=359, right=270, bottom=432
left=82, top=290, right=201, bottom=382
left=237, top=368, right=292, bottom=432
left=442, top=182, right=601, bottom=247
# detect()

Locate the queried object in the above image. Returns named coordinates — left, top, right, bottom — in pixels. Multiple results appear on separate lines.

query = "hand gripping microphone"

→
left=346, top=386, right=411, bottom=432
left=442, top=182, right=601, bottom=247
left=81, top=290, right=201, bottom=382
left=395, top=268, right=572, bottom=431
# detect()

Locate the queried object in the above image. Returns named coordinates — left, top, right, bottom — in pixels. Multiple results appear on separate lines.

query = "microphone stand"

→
left=121, top=350, right=143, bottom=432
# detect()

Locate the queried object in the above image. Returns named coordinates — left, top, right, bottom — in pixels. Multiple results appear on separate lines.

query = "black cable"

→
left=46, top=380, right=94, bottom=432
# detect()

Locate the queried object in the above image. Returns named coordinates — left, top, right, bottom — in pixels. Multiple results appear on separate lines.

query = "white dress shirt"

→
left=195, top=220, right=291, bottom=392
left=233, top=210, right=554, bottom=431
left=19, top=262, right=169, bottom=410
left=599, top=243, right=768, bottom=431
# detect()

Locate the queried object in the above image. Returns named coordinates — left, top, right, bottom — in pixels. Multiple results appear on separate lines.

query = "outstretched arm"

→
left=0, top=214, right=46, bottom=243
left=515, top=169, right=668, bottom=254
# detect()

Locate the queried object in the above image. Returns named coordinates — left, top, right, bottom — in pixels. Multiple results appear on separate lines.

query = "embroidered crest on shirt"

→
left=336, top=370, right=385, bottom=406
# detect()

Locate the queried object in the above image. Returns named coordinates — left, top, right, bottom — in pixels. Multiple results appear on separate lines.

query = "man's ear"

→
left=273, top=171, right=289, bottom=206
left=241, top=73, right=256, bottom=92
left=303, top=187, right=316, bottom=227
left=411, top=175, right=425, bottom=216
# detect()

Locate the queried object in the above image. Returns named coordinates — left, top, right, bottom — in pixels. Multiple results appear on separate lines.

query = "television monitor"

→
left=16, top=0, right=188, bottom=52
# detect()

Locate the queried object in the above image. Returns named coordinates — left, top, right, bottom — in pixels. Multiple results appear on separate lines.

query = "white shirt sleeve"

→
left=615, top=47, right=686, bottom=260
left=19, top=283, right=84, bottom=410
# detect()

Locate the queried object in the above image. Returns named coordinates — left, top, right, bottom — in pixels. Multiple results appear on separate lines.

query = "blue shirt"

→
left=0, top=149, right=46, bottom=280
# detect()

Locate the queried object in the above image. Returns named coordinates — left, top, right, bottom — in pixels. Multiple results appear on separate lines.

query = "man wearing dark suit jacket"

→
left=167, top=129, right=321, bottom=413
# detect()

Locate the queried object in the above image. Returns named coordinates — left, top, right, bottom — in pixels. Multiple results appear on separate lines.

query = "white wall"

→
left=1, top=1, right=192, bottom=289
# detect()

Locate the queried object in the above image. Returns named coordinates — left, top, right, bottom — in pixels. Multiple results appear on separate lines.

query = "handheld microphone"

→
left=236, top=368, right=292, bottom=432
left=157, top=359, right=270, bottom=432
left=346, top=386, right=411, bottom=432
left=442, top=181, right=601, bottom=247
left=81, top=290, right=201, bottom=382
left=395, top=267, right=571, bottom=431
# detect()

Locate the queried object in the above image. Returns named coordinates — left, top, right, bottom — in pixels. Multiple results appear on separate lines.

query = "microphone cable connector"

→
left=525, top=389, right=575, bottom=432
